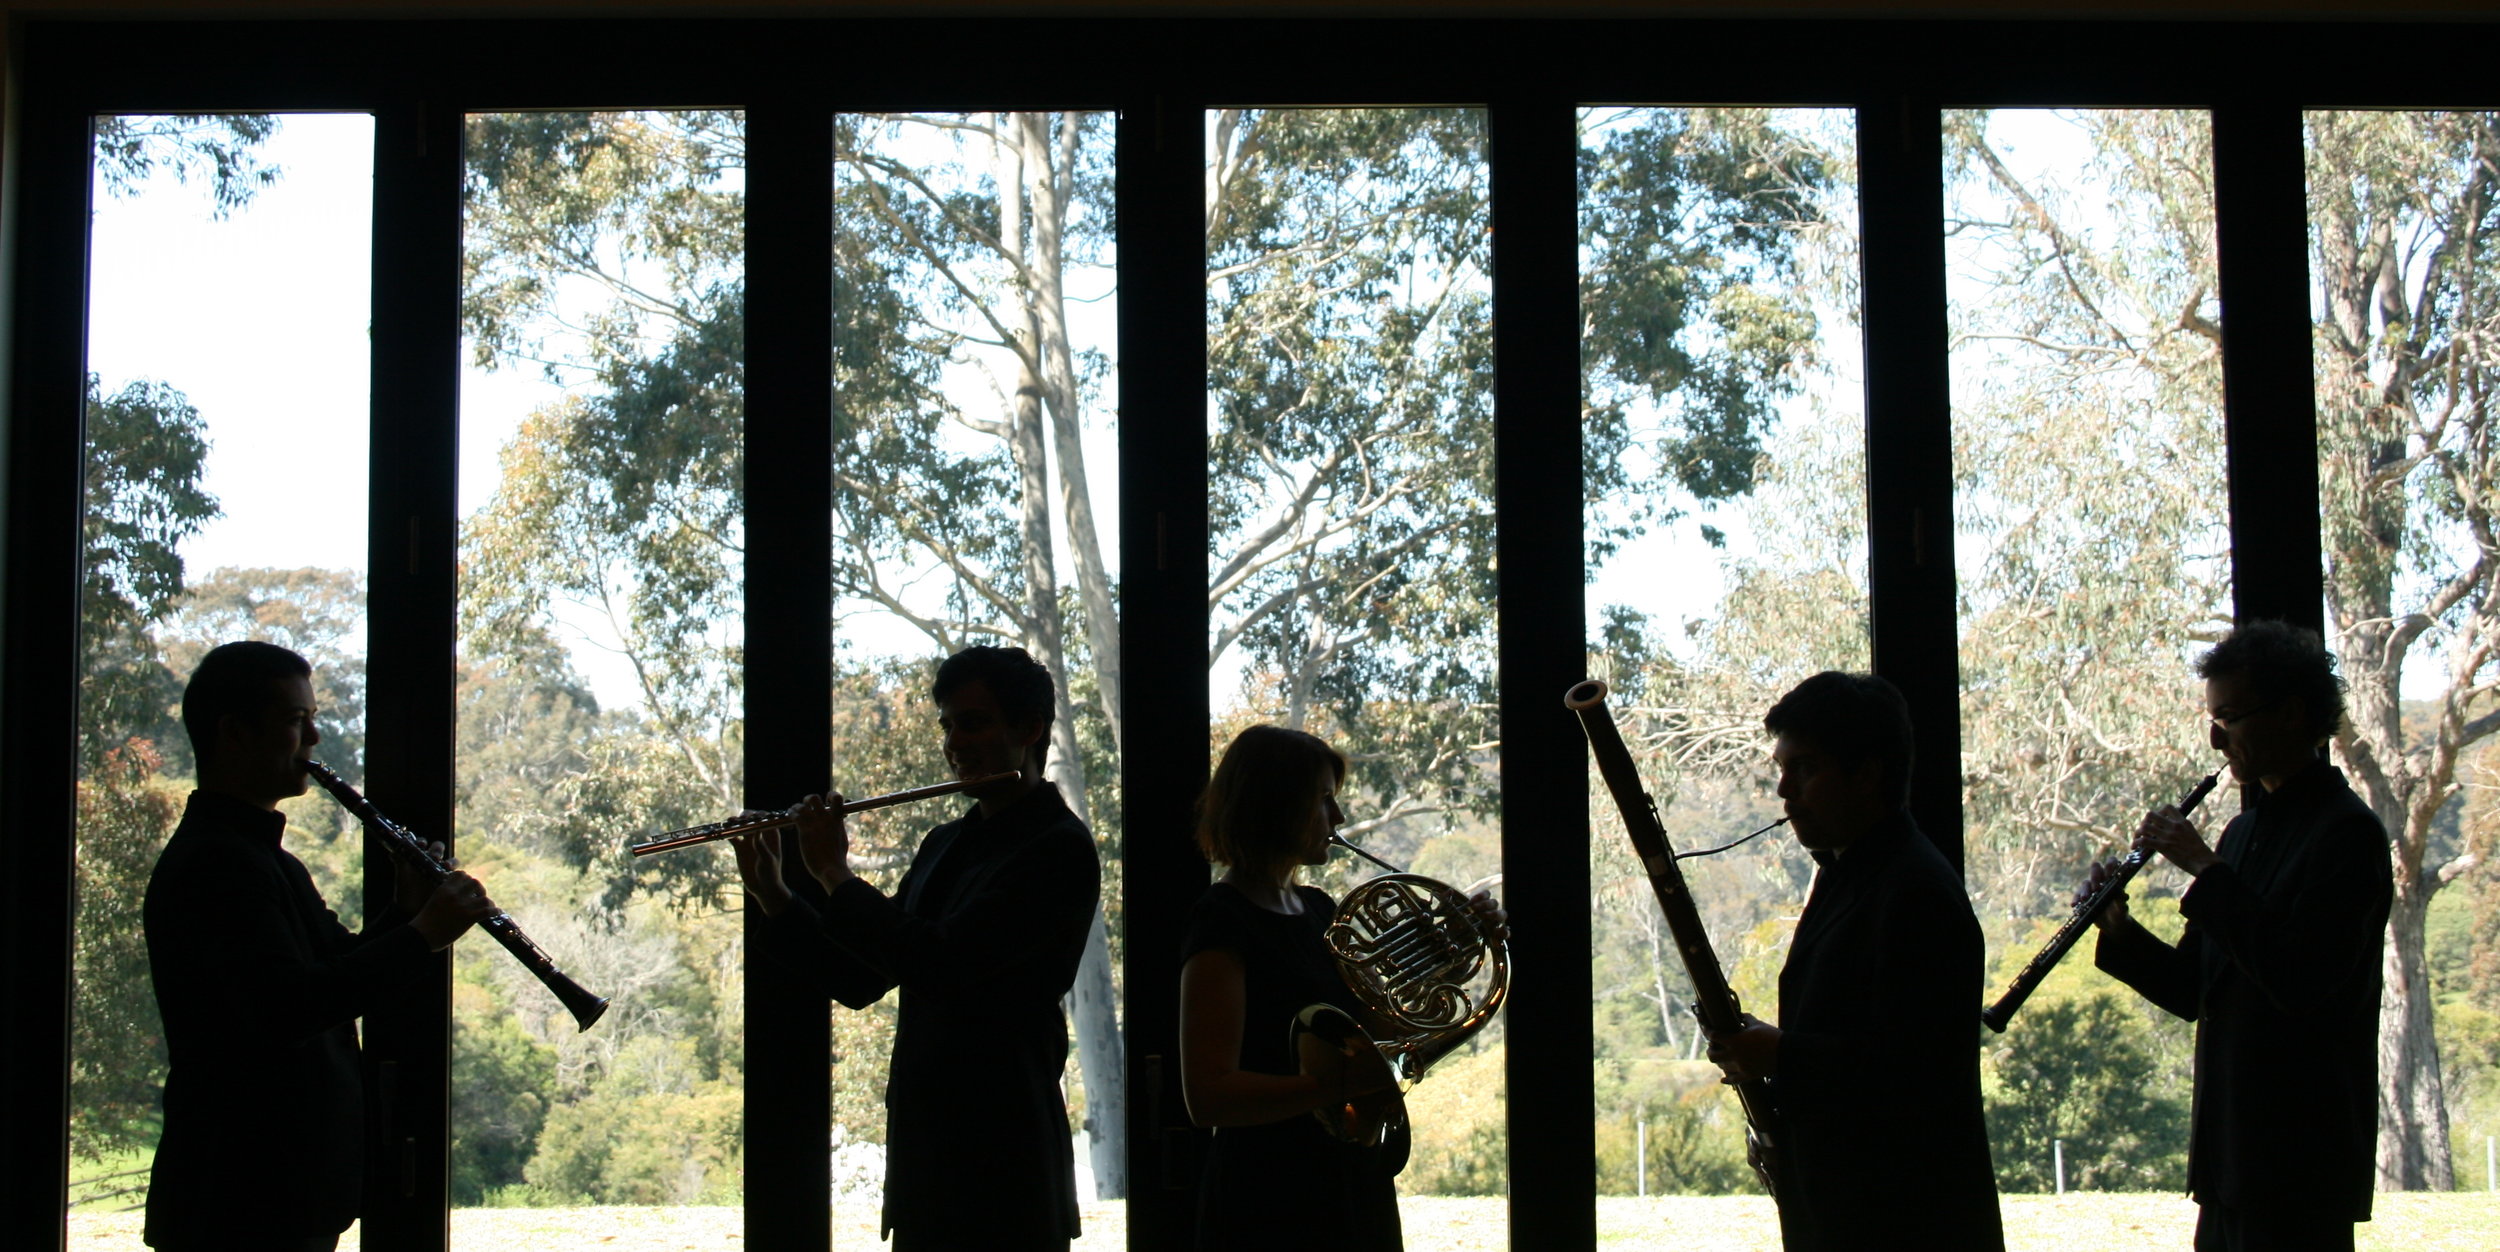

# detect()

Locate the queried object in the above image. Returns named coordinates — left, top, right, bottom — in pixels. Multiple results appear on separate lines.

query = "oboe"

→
left=1980, top=771, right=2220, bottom=1033
left=303, top=760, right=610, bottom=1032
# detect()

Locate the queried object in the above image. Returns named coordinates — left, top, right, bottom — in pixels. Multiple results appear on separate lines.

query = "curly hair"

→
left=2198, top=620, right=2347, bottom=741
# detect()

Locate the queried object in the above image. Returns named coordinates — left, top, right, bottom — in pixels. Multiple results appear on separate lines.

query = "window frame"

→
left=8, top=13, right=2487, bottom=1252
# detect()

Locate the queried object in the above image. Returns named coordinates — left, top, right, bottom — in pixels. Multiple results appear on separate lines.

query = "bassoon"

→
left=304, top=759, right=610, bottom=1032
left=1566, top=679, right=1782, bottom=1197
left=1979, top=771, right=2219, bottom=1033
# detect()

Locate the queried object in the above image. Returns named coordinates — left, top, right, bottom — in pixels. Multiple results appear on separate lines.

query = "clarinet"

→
left=303, top=760, right=610, bottom=1032
left=1980, top=771, right=2219, bottom=1033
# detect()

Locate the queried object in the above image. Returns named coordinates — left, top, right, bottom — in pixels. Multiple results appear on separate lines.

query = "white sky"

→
left=86, top=113, right=375, bottom=580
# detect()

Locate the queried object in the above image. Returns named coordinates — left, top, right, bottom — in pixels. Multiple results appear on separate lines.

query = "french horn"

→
left=1298, top=836, right=1509, bottom=1151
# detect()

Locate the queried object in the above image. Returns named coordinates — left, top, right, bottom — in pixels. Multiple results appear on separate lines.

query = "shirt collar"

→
left=184, top=789, right=289, bottom=845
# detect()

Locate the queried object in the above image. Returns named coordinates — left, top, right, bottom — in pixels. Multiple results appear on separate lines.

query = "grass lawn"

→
left=63, top=1192, right=2500, bottom=1249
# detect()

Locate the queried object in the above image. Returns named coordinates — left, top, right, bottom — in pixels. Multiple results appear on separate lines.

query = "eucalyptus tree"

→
left=1940, top=109, right=2234, bottom=914
left=2309, top=108, right=2500, bottom=1191
left=457, top=108, right=1142, bottom=1189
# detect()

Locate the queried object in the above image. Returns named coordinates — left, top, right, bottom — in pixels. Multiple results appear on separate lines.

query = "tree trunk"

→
left=1014, top=111, right=1123, bottom=756
left=995, top=119, right=1128, bottom=1198
left=2378, top=863, right=2457, bottom=1190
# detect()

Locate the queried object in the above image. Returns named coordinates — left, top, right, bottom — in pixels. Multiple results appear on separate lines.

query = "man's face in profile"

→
left=1773, top=733, right=1882, bottom=853
left=221, top=673, right=322, bottom=809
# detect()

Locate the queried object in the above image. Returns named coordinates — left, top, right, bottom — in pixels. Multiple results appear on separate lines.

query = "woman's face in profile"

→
left=1301, top=772, right=1345, bottom=866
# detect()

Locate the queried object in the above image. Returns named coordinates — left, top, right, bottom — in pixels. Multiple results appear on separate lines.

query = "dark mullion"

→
left=1116, top=92, right=1216, bottom=1252
left=361, top=96, right=465, bottom=1252
left=741, top=100, right=836, bottom=1252
left=0, top=72, right=98, bottom=1252
left=1489, top=98, right=1594, bottom=1250
left=2211, top=105, right=2323, bottom=634
left=1856, top=99, right=1965, bottom=868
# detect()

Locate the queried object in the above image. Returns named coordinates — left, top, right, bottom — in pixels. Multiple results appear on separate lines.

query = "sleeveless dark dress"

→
left=1180, top=881, right=1402, bottom=1251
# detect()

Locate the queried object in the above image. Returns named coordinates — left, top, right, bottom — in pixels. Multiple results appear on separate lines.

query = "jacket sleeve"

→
left=2092, top=913, right=2204, bottom=1021
left=1772, top=872, right=1982, bottom=1110
left=818, top=819, right=1099, bottom=1001
left=153, top=850, right=432, bottom=1047
left=757, top=894, right=901, bottom=1010
left=2174, top=806, right=2391, bottom=1019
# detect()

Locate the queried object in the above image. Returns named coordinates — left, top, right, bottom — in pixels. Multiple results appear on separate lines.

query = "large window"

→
left=1206, top=107, right=1506, bottom=1234
left=1946, top=108, right=2227, bottom=1195
left=827, top=109, right=1126, bottom=1227
left=2306, top=108, right=2500, bottom=1193
left=455, top=109, right=748, bottom=1223
left=69, top=112, right=375, bottom=1239
left=21, top=17, right=2500, bottom=1252
left=1576, top=105, right=1865, bottom=1228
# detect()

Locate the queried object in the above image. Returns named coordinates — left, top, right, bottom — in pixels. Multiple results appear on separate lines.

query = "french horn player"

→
left=1178, top=725, right=1508, bottom=1252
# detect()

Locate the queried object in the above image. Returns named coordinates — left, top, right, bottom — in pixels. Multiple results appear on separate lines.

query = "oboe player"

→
left=143, top=642, right=499, bottom=1252
left=732, top=645, right=1097, bottom=1250
left=2083, top=622, right=2391, bottom=1251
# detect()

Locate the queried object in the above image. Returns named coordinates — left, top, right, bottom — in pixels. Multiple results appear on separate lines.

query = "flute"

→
left=1980, top=771, right=2220, bottom=1033
left=303, top=760, right=610, bottom=1032
left=624, top=771, right=1024, bottom=858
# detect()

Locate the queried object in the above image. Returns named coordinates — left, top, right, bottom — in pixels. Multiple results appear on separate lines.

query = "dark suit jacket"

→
left=1771, top=810, right=2004, bottom=1251
left=141, top=790, right=432, bottom=1244
left=763, top=781, right=1098, bottom=1242
left=2096, top=762, right=2390, bottom=1221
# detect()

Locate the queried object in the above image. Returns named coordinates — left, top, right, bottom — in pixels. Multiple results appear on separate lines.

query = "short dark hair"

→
left=1763, top=670, right=1915, bottom=811
left=182, top=641, right=312, bottom=758
left=932, top=645, right=1057, bottom=732
left=2198, top=620, right=2346, bottom=741
left=1197, top=724, right=1348, bottom=878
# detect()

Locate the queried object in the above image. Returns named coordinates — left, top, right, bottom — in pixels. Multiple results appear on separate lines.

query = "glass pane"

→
left=826, top=110, right=1125, bottom=1234
left=1205, top=106, right=1503, bottom=1242
left=2306, top=108, right=2499, bottom=1189
left=1577, top=105, right=1866, bottom=1230
left=71, top=113, right=373, bottom=1241
left=455, top=110, right=746, bottom=1227
left=1946, top=108, right=2225, bottom=1194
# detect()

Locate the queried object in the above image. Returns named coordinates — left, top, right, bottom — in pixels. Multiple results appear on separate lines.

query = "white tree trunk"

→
left=994, top=117, right=1128, bottom=1198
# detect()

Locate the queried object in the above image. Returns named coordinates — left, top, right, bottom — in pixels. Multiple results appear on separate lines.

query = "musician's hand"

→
left=1704, top=1012, right=1781, bottom=1083
left=1466, top=891, right=1510, bottom=946
left=2076, top=857, right=2133, bottom=928
left=410, top=871, right=497, bottom=951
left=2134, top=804, right=2220, bottom=878
left=729, top=826, right=792, bottom=918
left=390, top=839, right=454, bottom=917
left=789, top=793, right=855, bottom=893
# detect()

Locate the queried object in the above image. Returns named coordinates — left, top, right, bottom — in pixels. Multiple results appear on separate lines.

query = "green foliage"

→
left=1592, top=1063, right=1762, bottom=1196
left=1402, top=1042, right=1508, bottom=1195
left=92, top=114, right=280, bottom=217
left=1580, top=107, right=1837, bottom=537
left=452, top=976, right=560, bottom=1204
left=70, top=741, right=183, bottom=1163
left=1208, top=108, right=1500, bottom=832
left=1983, top=988, right=2190, bottom=1192
left=522, top=1036, right=743, bottom=1205
left=1941, top=109, right=2232, bottom=917
left=80, top=375, right=218, bottom=776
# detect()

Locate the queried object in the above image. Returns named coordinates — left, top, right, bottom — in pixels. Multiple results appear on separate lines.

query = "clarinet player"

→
left=143, top=641, right=499, bottom=1251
